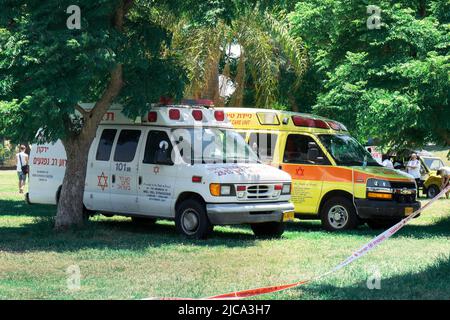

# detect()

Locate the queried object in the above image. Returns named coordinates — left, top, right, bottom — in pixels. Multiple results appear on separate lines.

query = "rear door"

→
left=109, top=128, right=142, bottom=214
left=85, top=127, right=117, bottom=211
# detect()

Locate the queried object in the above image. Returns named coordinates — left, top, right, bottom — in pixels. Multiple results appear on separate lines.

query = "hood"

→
left=353, top=165, right=414, bottom=182
left=205, top=163, right=291, bottom=183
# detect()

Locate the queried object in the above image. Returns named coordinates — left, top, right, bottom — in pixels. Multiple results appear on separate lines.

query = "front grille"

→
left=246, top=185, right=271, bottom=199
left=391, top=181, right=416, bottom=189
left=391, top=181, right=417, bottom=203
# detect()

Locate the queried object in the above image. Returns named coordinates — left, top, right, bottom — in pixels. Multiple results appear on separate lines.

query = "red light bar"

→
left=327, top=121, right=341, bottom=130
left=214, top=110, right=225, bottom=121
left=169, top=108, right=180, bottom=120
left=148, top=111, right=157, bottom=122
left=159, top=96, right=173, bottom=105
left=292, top=116, right=329, bottom=129
left=236, top=185, right=246, bottom=192
left=192, top=176, right=202, bottom=183
left=274, top=185, right=283, bottom=191
left=192, top=110, right=203, bottom=121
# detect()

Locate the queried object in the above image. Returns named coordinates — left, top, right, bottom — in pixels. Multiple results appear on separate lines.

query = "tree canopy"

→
left=290, top=0, right=449, bottom=148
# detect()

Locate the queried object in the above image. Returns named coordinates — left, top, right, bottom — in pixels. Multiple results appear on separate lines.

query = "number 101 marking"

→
left=115, top=163, right=131, bottom=172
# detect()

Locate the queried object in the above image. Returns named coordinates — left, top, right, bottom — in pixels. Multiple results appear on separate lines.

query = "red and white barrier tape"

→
left=149, top=185, right=450, bottom=300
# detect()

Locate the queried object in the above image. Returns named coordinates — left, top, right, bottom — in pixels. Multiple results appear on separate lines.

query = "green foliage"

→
left=0, top=0, right=188, bottom=143
left=290, top=0, right=449, bottom=148
left=0, top=141, right=14, bottom=165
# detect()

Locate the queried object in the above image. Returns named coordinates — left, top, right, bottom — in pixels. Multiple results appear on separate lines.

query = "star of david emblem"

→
left=153, top=166, right=160, bottom=174
left=97, top=172, right=108, bottom=191
left=296, top=167, right=304, bottom=176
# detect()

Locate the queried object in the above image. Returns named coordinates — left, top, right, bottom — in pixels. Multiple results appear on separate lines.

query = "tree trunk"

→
left=55, top=137, right=92, bottom=229
left=54, top=1, right=128, bottom=230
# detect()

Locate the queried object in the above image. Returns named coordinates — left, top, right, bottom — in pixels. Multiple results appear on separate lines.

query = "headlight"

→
left=282, top=183, right=291, bottom=195
left=367, top=178, right=391, bottom=188
left=220, top=185, right=231, bottom=196
left=209, top=183, right=234, bottom=196
left=366, top=178, right=393, bottom=200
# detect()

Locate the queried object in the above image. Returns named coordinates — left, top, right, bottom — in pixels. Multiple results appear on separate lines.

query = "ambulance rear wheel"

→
left=250, top=222, right=285, bottom=238
left=175, top=199, right=212, bottom=239
left=320, top=197, right=359, bottom=231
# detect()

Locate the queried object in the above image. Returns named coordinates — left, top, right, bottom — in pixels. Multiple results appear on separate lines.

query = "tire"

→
left=175, top=199, right=213, bottom=239
left=250, top=222, right=285, bottom=238
left=366, top=218, right=401, bottom=230
left=320, top=196, right=359, bottom=231
left=131, top=217, right=156, bottom=225
left=426, top=185, right=440, bottom=199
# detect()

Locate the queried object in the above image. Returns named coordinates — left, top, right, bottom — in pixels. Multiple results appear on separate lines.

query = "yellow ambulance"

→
left=223, top=108, right=421, bottom=231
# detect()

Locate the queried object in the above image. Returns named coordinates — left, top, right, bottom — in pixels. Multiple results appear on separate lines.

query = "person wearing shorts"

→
left=16, top=145, right=29, bottom=194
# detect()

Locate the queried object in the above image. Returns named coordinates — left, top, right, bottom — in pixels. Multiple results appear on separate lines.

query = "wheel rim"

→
left=327, top=205, right=349, bottom=229
left=428, top=187, right=437, bottom=198
left=181, top=209, right=199, bottom=235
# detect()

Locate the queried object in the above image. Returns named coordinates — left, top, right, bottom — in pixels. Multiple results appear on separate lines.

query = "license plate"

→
left=283, top=211, right=295, bottom=222
left=405, top=207, right=414, bottom=215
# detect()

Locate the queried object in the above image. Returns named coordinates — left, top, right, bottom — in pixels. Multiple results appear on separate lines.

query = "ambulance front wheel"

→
left=175, top=199, right=213, bottom=239
left=250, top=222, right=285, bottom=238
left=320, top=197, right=359, bottom=231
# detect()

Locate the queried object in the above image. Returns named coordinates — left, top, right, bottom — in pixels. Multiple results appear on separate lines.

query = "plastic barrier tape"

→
left=149, top=185, right=450, bottom=300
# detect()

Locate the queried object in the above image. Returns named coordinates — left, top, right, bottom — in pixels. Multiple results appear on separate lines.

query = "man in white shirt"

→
left=381, top=154, right=394, bottom=169
left=406, top=153, right=421, bottom=196
left=16, top=145, right=29, bottom=194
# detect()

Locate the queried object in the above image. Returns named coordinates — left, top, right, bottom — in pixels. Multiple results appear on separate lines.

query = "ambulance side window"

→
left=96, top=129, right=117, bottom=161
left=113, top=130, right=141, bottom=162
left=143, top=131, right=174, bottom=165
left=249, top=133, right=278, bottom=163
left=283, top=134, right=330, bottom=165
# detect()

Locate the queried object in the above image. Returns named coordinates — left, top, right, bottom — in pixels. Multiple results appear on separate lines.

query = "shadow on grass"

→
left=0, top=199, right=258, bottom=252
left=285, top=214, right=450, bottom=239
left=0, top=199, right=55, bottom=217
left=297, top=255, right=450, bottom=299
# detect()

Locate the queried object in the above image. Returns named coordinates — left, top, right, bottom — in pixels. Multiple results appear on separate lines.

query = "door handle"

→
left=138, top=176, right=142, bottom=185
left=112, top=174, right=116, bottom=184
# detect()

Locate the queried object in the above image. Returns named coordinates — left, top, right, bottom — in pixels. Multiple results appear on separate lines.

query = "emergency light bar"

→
left=292, top=115, right=329, bottom=129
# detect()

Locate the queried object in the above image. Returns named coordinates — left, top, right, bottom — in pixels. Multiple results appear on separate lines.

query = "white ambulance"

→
left=27, top=102, right=294, bottom=239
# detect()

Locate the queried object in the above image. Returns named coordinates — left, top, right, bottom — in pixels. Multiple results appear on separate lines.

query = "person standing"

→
left=406, top=153, right=421, bottom=196
left=437, top=168, right=450, bottom=199
left=16, top=145, right=29, bottom=194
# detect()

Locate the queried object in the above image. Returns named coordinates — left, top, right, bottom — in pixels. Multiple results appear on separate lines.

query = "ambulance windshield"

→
left=318, top=134, right=380, bottom=166
left=172, top=128, right=259, bottom=164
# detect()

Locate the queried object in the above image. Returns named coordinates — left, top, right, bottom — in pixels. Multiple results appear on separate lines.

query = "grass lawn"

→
left=0, top=170, right=449, bottom=300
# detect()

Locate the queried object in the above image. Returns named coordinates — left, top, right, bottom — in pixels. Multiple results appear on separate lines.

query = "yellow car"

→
left=223, top=108, right=421, bottom=231
left=421, top=156, right=446, bottom=198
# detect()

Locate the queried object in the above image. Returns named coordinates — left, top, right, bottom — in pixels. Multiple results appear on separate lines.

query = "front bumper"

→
left=355, top=199, right=421, bottom=219
left=206, top=201, right=295, bottom=225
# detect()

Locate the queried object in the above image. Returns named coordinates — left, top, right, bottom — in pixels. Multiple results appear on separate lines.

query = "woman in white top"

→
left=406, top=153, right=421, bottom=196
left=16, top=145, right=29, bottom=194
